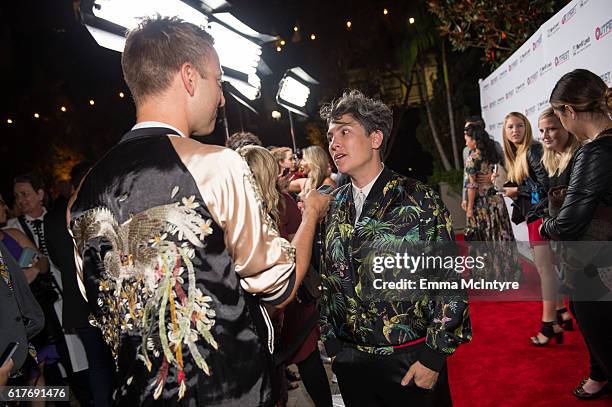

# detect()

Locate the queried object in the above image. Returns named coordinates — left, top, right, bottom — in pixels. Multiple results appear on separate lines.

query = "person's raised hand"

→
left=302, top=190, right=331, bottom=221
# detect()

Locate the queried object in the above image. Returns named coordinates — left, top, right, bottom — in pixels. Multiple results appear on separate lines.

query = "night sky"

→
left=0, top=0, right=486, bottom=203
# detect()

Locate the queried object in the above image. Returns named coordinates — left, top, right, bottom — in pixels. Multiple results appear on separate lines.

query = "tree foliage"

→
left=427, top=0, right=557, bottom=66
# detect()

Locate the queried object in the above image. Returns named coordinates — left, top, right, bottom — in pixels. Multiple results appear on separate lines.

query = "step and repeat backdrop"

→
left=478, top=0, right=612, bottom=242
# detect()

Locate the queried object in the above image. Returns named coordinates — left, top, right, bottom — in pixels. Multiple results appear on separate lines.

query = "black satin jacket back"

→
left=70, top=128, right=274, bottom=406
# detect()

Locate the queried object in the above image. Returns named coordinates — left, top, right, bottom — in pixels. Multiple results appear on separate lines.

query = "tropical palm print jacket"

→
left=319, top=167, right=472, bottom=371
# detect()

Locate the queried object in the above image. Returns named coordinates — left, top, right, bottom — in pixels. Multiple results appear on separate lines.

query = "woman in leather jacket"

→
left=540, top=69, right=612, bottom=399
left=502, top=112, right=563, bottom=346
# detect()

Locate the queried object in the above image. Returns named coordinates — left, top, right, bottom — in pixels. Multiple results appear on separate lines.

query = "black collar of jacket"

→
left=119, top=126, right=182, bottom=145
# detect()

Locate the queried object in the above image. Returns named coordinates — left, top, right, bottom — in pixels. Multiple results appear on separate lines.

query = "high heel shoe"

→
left=556, top=307, right=574, bottom=331
left=530, top=321, right=564, bottom=346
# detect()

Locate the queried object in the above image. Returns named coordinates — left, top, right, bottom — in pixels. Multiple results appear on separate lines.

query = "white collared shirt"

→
left=351, top=164, right=384, bottom=224
left=131, top=121, right=185, bottom=138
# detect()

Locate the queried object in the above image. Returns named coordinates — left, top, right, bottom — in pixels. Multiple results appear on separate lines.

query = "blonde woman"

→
left=534, top=108, right=582, bottom=344
left=238, top=145, right=283, bottom=227
left=238, top=145, right=333, bottom=407
left=501, top=112, right=563, bottom=346
left=290, top=146, right=335, bottom=200
left=271, top=147, right=297, bottom=176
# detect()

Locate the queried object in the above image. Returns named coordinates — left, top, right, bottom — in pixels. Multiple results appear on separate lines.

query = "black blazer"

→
left=0, top=241, right=45, bottom=374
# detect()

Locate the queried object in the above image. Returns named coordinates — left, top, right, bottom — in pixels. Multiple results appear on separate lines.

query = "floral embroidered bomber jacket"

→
left=319, top=166, right=472, bottom=372
left=69, top=127, right=295, bottom=405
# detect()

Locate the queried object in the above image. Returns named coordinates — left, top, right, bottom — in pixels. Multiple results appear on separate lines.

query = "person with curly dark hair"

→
left=463, top=125, right=513, bottom=240
left=318, top=90, right=471, bottom=406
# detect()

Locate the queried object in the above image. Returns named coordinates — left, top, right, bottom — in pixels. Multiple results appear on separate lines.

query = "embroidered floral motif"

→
left=72, top=196, right=216, bottom=400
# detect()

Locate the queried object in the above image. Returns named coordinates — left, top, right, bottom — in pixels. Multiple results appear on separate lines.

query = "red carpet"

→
left=448, top=282, right=611, bottom=405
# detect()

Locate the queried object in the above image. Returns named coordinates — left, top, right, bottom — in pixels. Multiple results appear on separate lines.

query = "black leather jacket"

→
left=512, top=142, right=549, bottom=224
left=541, top=130, right=612, bottom=240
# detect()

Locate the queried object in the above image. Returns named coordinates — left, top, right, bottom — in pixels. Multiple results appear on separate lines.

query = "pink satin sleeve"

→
left=172, top=138, right=296, bottom=304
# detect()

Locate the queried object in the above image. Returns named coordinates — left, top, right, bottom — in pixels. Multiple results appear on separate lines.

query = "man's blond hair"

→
left=122, top=16, right=215, bottom=106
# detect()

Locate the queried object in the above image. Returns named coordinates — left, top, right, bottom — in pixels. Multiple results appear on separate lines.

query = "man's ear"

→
left=180, top=62, right=197, bottom=97
left=565, top=105, right=577, bottom=120
left=371, top=130, right=384, bottom=150
left=36, top=189, right=44, bottom=203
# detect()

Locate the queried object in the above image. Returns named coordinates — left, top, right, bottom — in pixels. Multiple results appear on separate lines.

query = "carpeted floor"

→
left=448, top=299, right=611, bottom=406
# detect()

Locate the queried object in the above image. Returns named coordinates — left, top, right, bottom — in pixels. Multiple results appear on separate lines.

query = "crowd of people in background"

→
left=0, top=15, right=610, bottom=407
left=460, top=68, right=612, bottom=400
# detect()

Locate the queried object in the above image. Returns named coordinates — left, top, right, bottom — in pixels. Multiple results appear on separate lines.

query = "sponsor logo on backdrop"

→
left=532, top=33, right=543, bottom=51
left=520, top=47, right=531, bottom=63
left=572, top=36, right=591, bottom=56
left=527, top=71, right=539, bottom=86
left=555, top=50, right=570, bottom=66
left=488, top=124, right=496, bottom=132
left=497, top=96, right=505, bottom=105
left=561, top=4, right=577, bottom=25
left=547, top=21, right=560, bottom=37
left=482, top=105, right=489, bottom=112
left=483, top=82, right=490, bottom=91
left=601, top=71, right=611, bottom=86
left=508, top=59, right=518, bottom=72
left=538, top=99, right=549, bottom=111
left=499, top=68, right=509, bottom=80
left=491, top=76, right=499, bottom=86
left=580, top=0, right=589, bottom=8
left=489, top=100, right=496, bottom=109
left=515, top=82, right=526, bottom=93
left=506, top=90, right=514, bottom=100
left=525, top=105, right=536, bottom=116
left=540, top=61, right=553, bottom=76
left=496, top=122, right=504, bottom=130
left=595, top=19, right=612, bottom=40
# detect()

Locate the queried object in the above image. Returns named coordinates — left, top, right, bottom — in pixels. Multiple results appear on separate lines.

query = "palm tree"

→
left=397, top=9, right=454, bottom=171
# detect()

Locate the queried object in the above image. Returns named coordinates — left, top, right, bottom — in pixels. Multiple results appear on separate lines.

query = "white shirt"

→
left=132, top=121, right=185, bottom=137
left=351, top=165, right=384, bottom=224
left=5, top=208, right=48, bottom=245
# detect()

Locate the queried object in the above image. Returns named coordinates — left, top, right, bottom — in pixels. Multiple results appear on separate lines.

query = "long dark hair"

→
left=466, top=125, right=501, bottom=165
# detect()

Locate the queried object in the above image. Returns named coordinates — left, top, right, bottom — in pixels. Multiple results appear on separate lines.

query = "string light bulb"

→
left=33, top=113, right=40, bottom=119
left=409, top=17, right=415, bottom=24
left=7, top=118, right=13, bottom=124
left=276, top=46, right=282, bottom=52
left=346, top=20, right=352, bottom=29
left=293, top=26, right=298, bottom=32
left=280, top=40, right=286, bottom=46
left=119, top=92, right=125, bottom=98
left=310, top=33, right=316, bottom=40
left=60, top=106, right=67, bottom=112
left=383, top=8, right=388, bottom=15
left=89, top=99, right=95, bottom=106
